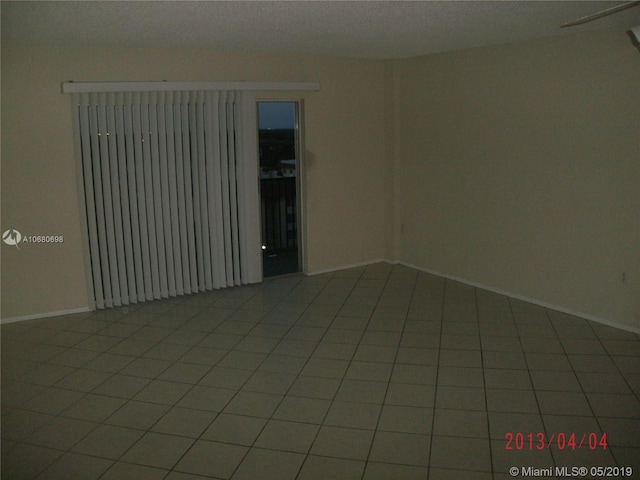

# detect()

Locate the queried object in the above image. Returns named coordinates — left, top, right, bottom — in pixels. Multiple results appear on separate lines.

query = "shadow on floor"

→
left=262, top=248, right=299, bottom=277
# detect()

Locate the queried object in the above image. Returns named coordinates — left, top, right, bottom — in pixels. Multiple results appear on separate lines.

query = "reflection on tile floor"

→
left=2, top=263, right=639, bottom=479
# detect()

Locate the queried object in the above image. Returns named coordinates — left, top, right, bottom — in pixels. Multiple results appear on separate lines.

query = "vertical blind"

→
left=73, top=90, right=261, bottom=309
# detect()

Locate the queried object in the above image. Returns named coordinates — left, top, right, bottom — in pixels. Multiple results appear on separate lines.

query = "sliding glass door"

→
left=258, top=101, right=302, bottom=277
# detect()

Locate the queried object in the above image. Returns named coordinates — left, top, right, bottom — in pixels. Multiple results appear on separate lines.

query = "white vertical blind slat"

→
left=123, top=93, right=145, bottom=302
left=97, top=93, right=123, bottom=306
left=90, top=97, right=114, bottom=307
left=156, top=91, right=175, bottom=297
left=196, top=91, right=213, bottom=290
left=164, top=91, right=183, bottom=296
left=238, top=91, right=262, bottom=284
left=208, top=91, right=226, bottom=289
left=144, top=92, right=163, bottom=298
left=106, top=94, right=128, bottom=305
left=226, top=93, right=241, bottom=285
left=131, top=98, right=153, bottom=300
left=114, top=94, right=136, bottom=304
left=204, top=91, right=220, bottom=289
left=77, top=94, right=105, bottom=308
left=172, top=96, right=190, bottom=294
left=181, top=96, right=198, bottom=292
left=140, top=92, right=161, bottom=299
left=218, top=93, right=234, bottom=286
left=118, top=94, right=145, bottom=302
left=188, top=94, right=204, bottom=291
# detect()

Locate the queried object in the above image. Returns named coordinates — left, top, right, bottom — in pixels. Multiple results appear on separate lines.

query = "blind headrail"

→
left=62, top=81, right=320, bottom=94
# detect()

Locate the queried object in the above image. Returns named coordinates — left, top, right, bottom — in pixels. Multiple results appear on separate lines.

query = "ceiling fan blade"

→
left=560, top=0, right=640, bottom=27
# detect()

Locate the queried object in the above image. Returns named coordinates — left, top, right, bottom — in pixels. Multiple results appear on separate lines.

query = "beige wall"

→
left=1, top=46, right=388, bottom=318
left=394, top=29, right=640, bottom=330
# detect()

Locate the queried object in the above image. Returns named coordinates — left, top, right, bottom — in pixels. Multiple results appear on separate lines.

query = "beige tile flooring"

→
left=2, top=263, right=639, bottom=479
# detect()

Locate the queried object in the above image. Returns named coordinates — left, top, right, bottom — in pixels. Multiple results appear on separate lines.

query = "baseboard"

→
left=305, top=258, right=389, bottom=276
left=0, top=306, right=93, bottom=325
left=398, top=261, right=640, bottom=335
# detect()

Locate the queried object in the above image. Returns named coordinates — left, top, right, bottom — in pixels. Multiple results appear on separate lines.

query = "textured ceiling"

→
left=2, top=1, right=639, bottom=59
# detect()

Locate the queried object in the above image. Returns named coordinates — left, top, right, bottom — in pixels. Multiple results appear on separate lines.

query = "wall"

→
left=394, top=29, right=640, bottom=330
left=3, top=29, right=639, bottom=331
left=1, top=46, right=388, bottom=319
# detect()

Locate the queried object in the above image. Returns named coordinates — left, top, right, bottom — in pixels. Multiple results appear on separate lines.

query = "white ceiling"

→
left=2, top=1, right=639, bottom=59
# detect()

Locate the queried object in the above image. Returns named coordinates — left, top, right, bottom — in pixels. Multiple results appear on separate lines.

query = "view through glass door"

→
left=258, top=101, right=300, bottom=277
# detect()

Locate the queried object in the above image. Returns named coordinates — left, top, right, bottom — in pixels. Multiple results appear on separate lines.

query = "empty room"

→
left=1, top=1, right=639, bottom=479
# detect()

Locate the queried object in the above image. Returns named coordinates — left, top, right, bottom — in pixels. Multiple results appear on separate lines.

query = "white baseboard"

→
left=0, top=307, right=93, bottom=325
left=398, top=261, right=640, bottom=335
left=305, top=258, right=389, bottom=276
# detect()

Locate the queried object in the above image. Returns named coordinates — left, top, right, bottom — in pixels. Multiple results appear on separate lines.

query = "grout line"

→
left=475, top=283, right=495, bottom=479
left=424, top=274, right=448, bottom=480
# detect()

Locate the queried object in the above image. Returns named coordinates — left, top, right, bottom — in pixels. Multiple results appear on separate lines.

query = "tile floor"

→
left=1, top=263, right=639, bottom=479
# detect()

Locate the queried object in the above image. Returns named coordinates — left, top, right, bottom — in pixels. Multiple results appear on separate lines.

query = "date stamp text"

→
left=505, top=432, right=608, bottom=450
